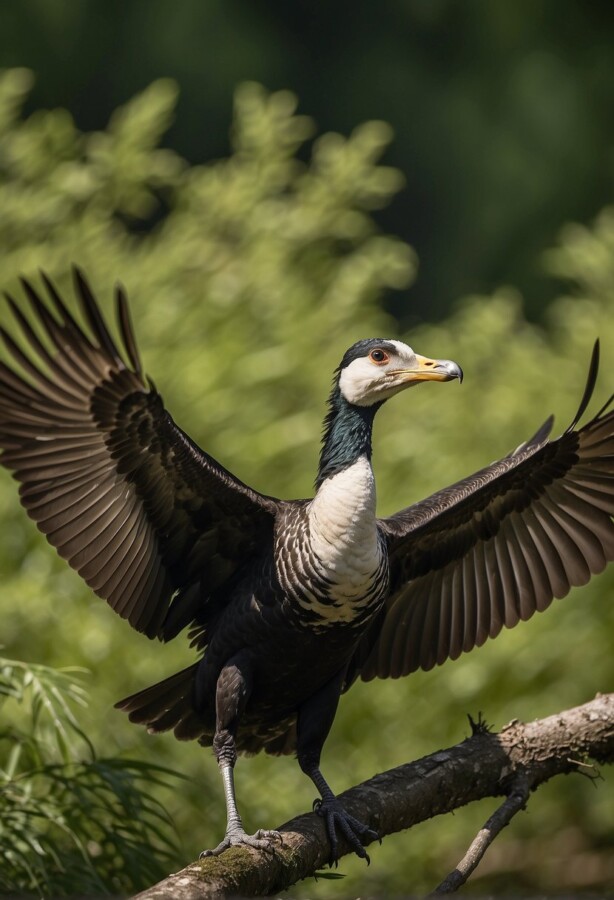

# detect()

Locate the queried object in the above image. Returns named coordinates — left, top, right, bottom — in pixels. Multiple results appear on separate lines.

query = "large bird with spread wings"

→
left=0, top=269, right=612, bottom=862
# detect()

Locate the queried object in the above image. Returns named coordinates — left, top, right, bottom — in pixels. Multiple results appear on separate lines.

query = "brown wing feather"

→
left=347, top=347, right=614, bottom=684
left=0, top=269, right=278, bottom=640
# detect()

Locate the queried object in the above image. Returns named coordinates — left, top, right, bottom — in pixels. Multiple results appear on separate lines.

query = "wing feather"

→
left=448, top=562, right=465, bottom=662
left=0, top=269, right=278, bottom=639
left=461, top=551, right=477, bottom=652
left=471, top=539, right=490, bottom=647
left=502, top=518, right=533, bottom=622
left=511, top=513, right=550, bottom=613
left=418, top=568, right=443, bottom=671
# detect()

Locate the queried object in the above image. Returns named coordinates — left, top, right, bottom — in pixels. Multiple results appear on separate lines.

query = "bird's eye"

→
left=369, top=349, right=389, bottom=365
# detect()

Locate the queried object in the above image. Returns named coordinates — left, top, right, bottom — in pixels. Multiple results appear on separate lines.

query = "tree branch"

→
left=431, top=774, right=531, bottom=893
left=134, top=693, right=614, bottom=899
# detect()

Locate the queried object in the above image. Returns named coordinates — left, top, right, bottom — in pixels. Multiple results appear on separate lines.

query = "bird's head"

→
left=336, top=339, right=463, bottom=407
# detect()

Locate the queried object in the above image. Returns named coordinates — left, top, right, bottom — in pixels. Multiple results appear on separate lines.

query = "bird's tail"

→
left=114, top=664, right=213, bottom=743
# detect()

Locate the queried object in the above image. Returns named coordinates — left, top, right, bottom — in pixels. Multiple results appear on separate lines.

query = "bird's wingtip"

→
left=565, top=338, right=601, bottom=434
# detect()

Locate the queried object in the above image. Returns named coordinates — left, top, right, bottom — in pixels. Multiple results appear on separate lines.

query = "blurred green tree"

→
left=3, top=1, right=614, bottom=320
left=0, top=70, right=612, bottom=894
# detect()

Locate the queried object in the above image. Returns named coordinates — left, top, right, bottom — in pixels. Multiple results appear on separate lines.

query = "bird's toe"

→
left=315, top=798, right=378, bottom=865
left=254, top=827, right=283, bottom=844
left=200, top=840, right=229, bottom=859
left=200, top=826, right=282, bottom=858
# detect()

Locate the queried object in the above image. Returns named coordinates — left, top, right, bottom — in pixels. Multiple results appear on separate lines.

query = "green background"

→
left=0, top=2, right=613, bottom=894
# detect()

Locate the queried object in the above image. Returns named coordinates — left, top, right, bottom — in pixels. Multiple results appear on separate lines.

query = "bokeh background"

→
left=0, top=1, right=613, bottom=895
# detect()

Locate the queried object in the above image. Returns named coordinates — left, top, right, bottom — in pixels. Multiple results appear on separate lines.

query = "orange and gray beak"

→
left=398, top=354, right=463, bottom=384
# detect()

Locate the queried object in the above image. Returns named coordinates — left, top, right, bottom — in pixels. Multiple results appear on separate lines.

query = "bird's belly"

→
left=236, top=626, right=360, bottom=743
left=207, top=593, right=363, bottom=704
left=196, top=547, right=387, bottom=753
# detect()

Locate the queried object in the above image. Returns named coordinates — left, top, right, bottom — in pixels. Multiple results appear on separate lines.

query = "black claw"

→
left=314, top=797, right=379, bottom=865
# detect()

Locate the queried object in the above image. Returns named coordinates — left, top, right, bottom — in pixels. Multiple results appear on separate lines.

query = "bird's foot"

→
left=200, top=825, right=282, bottom=858
left=313, top=797, right=379, bottom=865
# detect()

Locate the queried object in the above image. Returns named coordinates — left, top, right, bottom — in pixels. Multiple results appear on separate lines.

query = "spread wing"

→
left=0, top=269, right=278, bottom=640
left=348, top=343, right=614, bottom=683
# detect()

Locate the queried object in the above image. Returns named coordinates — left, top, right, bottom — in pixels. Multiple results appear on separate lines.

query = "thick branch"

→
left=134, top=693, right=614, bottom=900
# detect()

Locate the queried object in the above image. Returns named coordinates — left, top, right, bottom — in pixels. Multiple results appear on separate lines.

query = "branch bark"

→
left=133, top=693, right=614, bottom=899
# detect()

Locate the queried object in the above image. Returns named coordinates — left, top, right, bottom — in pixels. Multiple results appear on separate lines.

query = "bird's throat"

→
left=316, top=389, right=381, bottom=489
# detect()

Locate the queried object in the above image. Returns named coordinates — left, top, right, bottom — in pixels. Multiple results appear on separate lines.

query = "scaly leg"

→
left=200, top=654, right=281, bottom=857
left=296, top=668, right=379, bottom=864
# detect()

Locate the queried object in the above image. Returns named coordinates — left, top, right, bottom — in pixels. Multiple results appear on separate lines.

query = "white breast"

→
left=297, top=456, right=386, bottom=623
left=275, top=456, right=388, bottom=626
left=308, top=456, right=380, bottom=585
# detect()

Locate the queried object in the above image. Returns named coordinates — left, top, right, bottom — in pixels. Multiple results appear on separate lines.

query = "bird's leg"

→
left=296, top=669, right=378, bottom=865
left=200, top=654, right=281, bottom=857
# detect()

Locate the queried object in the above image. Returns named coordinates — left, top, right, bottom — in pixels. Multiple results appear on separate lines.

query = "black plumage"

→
left=0, top=269, right=613, bottom=862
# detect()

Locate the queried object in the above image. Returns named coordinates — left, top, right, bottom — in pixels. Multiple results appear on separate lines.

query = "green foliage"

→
left=0, top=70, right=612, bottom=894
left=4, top=2, right=614, bottom=321
left=0, top=656, right=180, bottom=896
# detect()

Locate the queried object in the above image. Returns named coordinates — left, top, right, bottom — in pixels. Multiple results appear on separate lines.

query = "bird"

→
left=0, top=268, right=612, bottom=865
